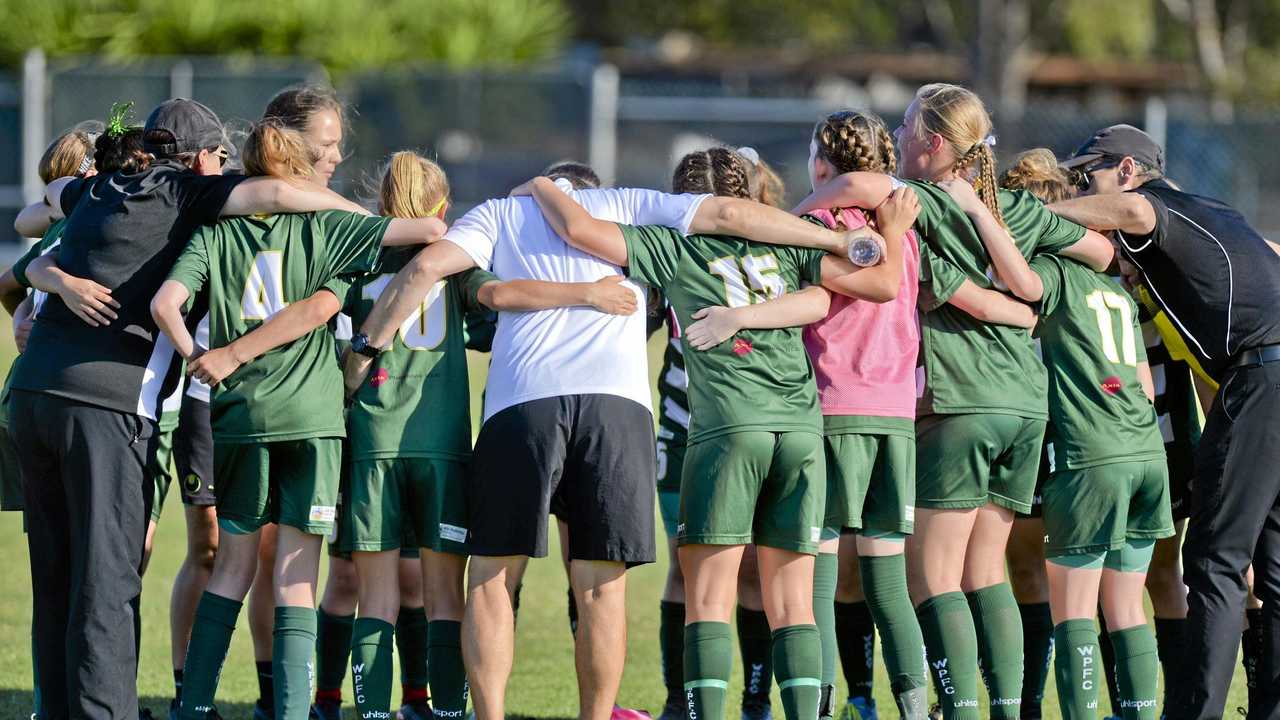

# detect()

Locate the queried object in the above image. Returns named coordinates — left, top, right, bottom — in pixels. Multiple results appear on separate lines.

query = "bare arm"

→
left=1047, top=193, right=1157, bottom=235
left=188, top=291, right=342, bottom=387
left=381, top=217, right=448, bottom=246
left=1138, top=361, right=1156, bottom=404
left=25, top=255, right=120, bottom=326
left=0, top=269, right=24, bottom=316
left=939, top=179, right=1042, bottom=301
left=819, top=186, right=918, bottom=302
left=43, top=178, right=75, bottom=218
left=792, top=172, right=896, bottom=216
left=945, top=280, right=1038, bottom=329
left=1193, top=373, right=1218, bottom=416
left=150, top=281, right=196, bottom=359
left=689, top=196, right=876, bottom=256
left=14, top=202, right=56, bottom=238
left=683, top=285, right=831, bottom=351
left=1060, top=230, right=1116, bottom=273
left=530, top=176, right=630, bottom=265
left=477, top=276, right=638, bottom=316
left=12, top=295, right=33, bottom=353
left=220, top=178, right=370, bottom=218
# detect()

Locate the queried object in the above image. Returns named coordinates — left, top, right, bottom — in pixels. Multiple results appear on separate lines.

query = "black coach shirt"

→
left=13, top=161, right=244, bottom=419
left=1117, top=178, right=1280, bottom=382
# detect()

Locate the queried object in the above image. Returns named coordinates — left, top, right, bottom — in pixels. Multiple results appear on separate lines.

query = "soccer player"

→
left=794, top=84, right=1113, bottom=720
left=525, top=148, right=915, bottom=720
left=149, top=118, right=446, bottom=720
left=943, top=157, right=1171, bottom=719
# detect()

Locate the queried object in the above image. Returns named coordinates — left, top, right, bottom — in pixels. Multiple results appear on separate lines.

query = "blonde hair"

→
left=379, top=151, right=450, bottom=219
left=813, top=110, right=897, bottom=177
left=1000, top=148, right=1076, bottom=205
left=749, top=156, right=787, bottom=208
left=911, top=83, right=1004, bottom=225
left=243, top=118, right=317, bottom=182
left=39, top=130, right=96, bottom=184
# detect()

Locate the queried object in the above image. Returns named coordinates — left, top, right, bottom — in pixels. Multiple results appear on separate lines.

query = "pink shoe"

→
left=612, top=705, right=653, bottom=720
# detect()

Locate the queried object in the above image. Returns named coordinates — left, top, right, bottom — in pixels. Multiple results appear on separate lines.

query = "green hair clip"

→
left=106, top=101, right=135, bottom=137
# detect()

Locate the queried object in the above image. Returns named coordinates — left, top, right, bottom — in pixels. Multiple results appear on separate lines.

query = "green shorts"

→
left=680, top=431, right=825, bottom=554
left=824, top=432, right=915, bottom=534
left=148, top=429, right=175, bottom=523
left=0, top=422, right=23, bottom=512
left=1042, top=458, right=1175, bottom=557
left=343, top=457, right=468, bottom=555
left=658, top=487, right=680, bottom=538
left=916, top=414, right=1046, bottom=514
left=656, top=437, right=687, bottom=493
left=214, top=437, right=342, bottom=536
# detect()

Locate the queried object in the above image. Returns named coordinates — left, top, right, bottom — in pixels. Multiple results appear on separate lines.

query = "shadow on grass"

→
left=0, top=691, right=579, bottom=720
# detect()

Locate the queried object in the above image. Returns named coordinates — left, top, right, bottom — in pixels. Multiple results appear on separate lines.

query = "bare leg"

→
left=249, top=523, right=279, bottom=663
left=172, top=506, right=219, bottom=672
left=571, top=559, right=629, bottom=720
left=463, top=555, right=528, bottom=720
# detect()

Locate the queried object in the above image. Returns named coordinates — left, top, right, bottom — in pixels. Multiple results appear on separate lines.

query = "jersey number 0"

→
left=362, top=274, right=448, bottom=351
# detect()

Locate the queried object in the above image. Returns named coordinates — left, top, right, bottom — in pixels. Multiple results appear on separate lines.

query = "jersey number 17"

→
left=1085, top=290, right=1138, bottom=367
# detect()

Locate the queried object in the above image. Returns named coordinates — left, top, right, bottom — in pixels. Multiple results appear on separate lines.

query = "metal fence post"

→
left=1145, top=96, right=1168, bottom=154
left=589, top=63, right=619, bottom=186
left=22, top=48, right=47, bottom=205
left=170, top=59, right=195, bottom=100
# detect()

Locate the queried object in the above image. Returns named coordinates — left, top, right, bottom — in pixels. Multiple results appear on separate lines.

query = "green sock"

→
left=736, top=605, right=773, bottom=706
left=428, top=620, right=468, bottom=716
left=772, top=624, right=822, bottom=720
left=812, top=551, right=839, bottom=698
left=685, top=621, right=733, bottom=720
left=1110, top=624, right=1159, bottom=720
left=967, top=583, right=1024, bottom=719
left=659, top=601, right=686, bottom=708
left=396, top=606, right=429, bottom=694
left=860, top=553, right=928, bottom=697
left=273, top=606, right=318, bottom=720
left=351, top=618, right=395, bottom=719
left=1053, top=619, right=1101, bottom=720
left=315, top=608, right=354, bottom=695
left=916, top=592, right=981, bottom=719
left=180, top=592, right=242, bottom=720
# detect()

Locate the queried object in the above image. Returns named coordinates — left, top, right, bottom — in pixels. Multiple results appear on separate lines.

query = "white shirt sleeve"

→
left=580, top=188, right=712, bottom=236
left=443, top=199, right=502, bottom=270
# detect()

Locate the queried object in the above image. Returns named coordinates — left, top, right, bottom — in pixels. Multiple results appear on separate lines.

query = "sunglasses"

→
left=1072, top=156, right=1121, bottom=191
left=210, top=146, right=229, bottom=169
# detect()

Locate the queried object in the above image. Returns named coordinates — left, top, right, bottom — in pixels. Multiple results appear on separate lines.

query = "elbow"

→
left=476, top=283, right=503, bottom=311
left=149, top=296, right=170, bottom=328
left=866, top=272, right=901, bottom=303
left=712, top=198, right=744, bottom=233
left=1009, top=278, right=1043, bottom=304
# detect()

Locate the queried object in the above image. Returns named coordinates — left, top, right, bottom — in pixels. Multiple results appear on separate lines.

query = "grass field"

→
left=0, top=321, right=1253, bottom=719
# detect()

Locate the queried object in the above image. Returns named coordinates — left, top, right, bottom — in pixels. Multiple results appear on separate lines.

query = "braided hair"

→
left=812, top=110, right=897, bottom=176
left=672, top=147, right=752, bottom=199
left=912, top=83, right=1006, bottom=227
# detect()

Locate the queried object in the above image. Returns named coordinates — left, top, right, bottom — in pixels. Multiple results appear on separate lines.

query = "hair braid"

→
left=673, top=147, right=752, bottom=199
left=812, top=110, right=896, bottom=175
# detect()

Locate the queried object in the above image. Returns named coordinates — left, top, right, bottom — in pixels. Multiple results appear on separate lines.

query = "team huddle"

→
left=3, top=78, right=1278, bottom=720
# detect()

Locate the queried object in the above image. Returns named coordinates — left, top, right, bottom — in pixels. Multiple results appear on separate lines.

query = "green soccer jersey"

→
left=1031, top=254, right=1165, bottom=469
left=908, top=180, right=1088, bottom=419
left=168, top=210, right=391, bottom=444
left=1, top=220, right=67, bottom=429
left=619, top=224, right=826, bottom=443
left=342, top=247, right=496, bottom=462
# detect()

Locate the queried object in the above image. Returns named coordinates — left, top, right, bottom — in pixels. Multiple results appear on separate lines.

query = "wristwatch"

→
left=350, top=332, right=383, bottom=358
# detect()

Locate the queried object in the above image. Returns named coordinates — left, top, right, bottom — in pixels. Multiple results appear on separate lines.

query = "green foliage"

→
left=0, top=0, right=570, bottom=72
left=1060, top=0, right=1158, bottom=62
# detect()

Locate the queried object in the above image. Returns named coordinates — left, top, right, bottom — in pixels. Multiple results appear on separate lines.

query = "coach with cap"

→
left=11, top=98, right=363, bottom=718
left=1049, top=124, right=1280, bottom=719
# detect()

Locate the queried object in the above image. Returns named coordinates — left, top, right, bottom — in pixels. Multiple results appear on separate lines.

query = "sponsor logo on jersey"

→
left=1101, top=376, right=1123, bottom=395
left=370, top=367, right=390, bottom=388
left=732, top=338, right=753, bottom=356
left=310, top=505, right=336, bottom=523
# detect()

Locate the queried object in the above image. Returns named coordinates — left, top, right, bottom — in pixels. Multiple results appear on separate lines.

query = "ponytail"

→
left=912, top=83, right=1006, bottom=226
left=242, top=119, right=317, bottom=182
left=1000, top=148, right=1076, bottom=205
left=379, top=151, right=450, bottom=219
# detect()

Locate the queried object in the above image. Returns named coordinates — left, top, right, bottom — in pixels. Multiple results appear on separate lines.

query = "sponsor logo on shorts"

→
left=439, top=523, right=468, bottom=543
left=677, top=523, right=685, bottom=535
left=183, top=472, right=202, bottom=493
left=370, top=367, right=390, bottom=388
left=310, top=505, right=336, bottom=523
left=732, top=338, right=753, bottom=356
left=810, top=526, right=821, bottom=542
left=1101, top=375, right=1123, bottom=395
left=905, top=505, right=915, bottom=522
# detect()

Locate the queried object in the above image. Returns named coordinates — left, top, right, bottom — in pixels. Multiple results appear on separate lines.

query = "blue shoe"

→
left=658, top=700, right=683, bottom=720
left=838, top=697, right=878, bottom=720
left=398, top=700, right=432, bottom=720
left=254, top=699, right=275, bottom=720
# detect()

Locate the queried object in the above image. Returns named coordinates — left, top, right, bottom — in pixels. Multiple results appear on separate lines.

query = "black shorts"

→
left=468, top=394, right=656, bottom=565
left=173, top=395, right=216, bottom=507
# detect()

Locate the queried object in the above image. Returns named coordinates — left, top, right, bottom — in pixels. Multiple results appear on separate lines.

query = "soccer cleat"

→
left=657, top=699, right=684, bottom=720
left=253, top=699, right=275, bottom=720
left=167, top=699, right=180, bottom=720
left=742, top=698, right=773, bottom=720
left=139, top=709, right=156, bottom=720
left=398, top=700, right=433, bottom=720
left=309, top=698, right=341, bottom=720
left=610, top=705, right=652, bottom=720
left=837, top=697, right=878, bottom=720
left=927, top=704, right=942, bottom=720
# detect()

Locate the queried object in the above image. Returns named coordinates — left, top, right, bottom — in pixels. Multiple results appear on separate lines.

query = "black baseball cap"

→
left=143, top=98, right=227, bottom=157
left=1061, top=124, right=1164, bottom=173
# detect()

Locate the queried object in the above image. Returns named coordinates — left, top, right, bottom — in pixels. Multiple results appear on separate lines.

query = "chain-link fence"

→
left=6, top=53, right=1280, bottom=250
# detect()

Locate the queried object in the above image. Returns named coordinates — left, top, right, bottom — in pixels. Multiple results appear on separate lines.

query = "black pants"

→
left=10, top=390, right=156, bottom=720
left=1173, top=362, right=1280, bottom=719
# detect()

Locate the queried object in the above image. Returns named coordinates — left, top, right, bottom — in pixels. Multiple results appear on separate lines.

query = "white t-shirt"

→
left=444, top=183, right=709, bottom=420
left=184, top=316, right=212, bottom=403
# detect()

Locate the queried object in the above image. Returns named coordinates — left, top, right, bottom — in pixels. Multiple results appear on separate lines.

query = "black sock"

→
left=173, top=668, right=184, bottom=703
left=737, top=605, right=773, bottom=705
left=659, top=601, right=686, bottom=709
left=1152, top=617, right=1186, bottom=715
left=1098, top=611, right=1120, bottom=717
left=1243, top=608, right=1264, bottom=713
left=256, top=659, right=274, bottom=709
left=1018, top=602, right=1052, bottom=719
left=835, top=600, right=875, bottom=702
left=567, top=586, right=579, bottom=638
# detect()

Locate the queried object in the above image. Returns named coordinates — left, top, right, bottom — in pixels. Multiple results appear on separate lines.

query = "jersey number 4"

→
left=363, top=274, right=448, bottom=351
left=707, top=254, right=787, bottom=308
left=1085, top=290, right=1138, bottom=366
